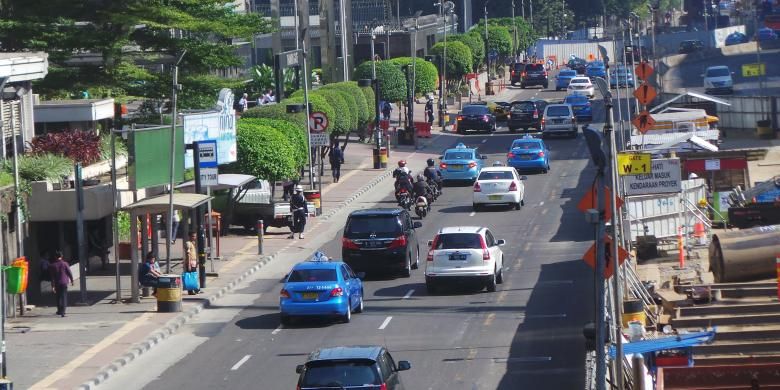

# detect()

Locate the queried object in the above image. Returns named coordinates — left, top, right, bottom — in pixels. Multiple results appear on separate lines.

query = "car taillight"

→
left=330, top=287, right=344, bottom=297
left=543, top=71, right=548, bottom=77
left=521, top=72, right=527, bottom=77
left=482, top=115, right=489, bottom=122
left=457, top=115, right=463, bottom=121
left=572, top=116, right=577, bottom=123
left=473, top=182, right=481, bottom=192
left=342, top=237, right=360, bottom=250
left=480, top=235, right=490, bottom=261
left=541, top=118, right=546, bottom=126
left=388, top=235, right=407, bottom=249
left=511, top=70, right=515, bottom=76
left=507, top=152, right=515, bottom=158
left=440, top=162, right=447, bottom=169
left=280, top=288, right=290, bottom=298
left=533, top=110, right=539, bottom=119
left=380, top=384, right=388, bottom=390
left=508, top=181, right=517, bottom=192
left=538, top=151, right=545, bottom=157
left=427, top=235, right=439, bottom=261
left=468, top=161, right=477, bottom=168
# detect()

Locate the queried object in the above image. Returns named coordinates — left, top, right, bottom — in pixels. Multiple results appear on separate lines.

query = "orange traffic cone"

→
left=693, top=221, right=706, bottom=245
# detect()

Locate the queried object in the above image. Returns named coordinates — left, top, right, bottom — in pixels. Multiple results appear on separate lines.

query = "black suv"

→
left=296, top=345, right=411, bottom=390
left=509, top=62, right=525, bottom=85
left=456, top=104, right=496, bottom=133
left=507, top=99, right=548, bottom=132
left=678, top=40, right=704, bottom=54
left=518, top=63, right=548, bottom=89
left=342, top=208, right=422, bottom=277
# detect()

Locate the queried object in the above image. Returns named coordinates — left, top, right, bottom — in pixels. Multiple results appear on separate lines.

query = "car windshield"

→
left=570, top=79, right=589, bottom=84
left=526, top=64, right=544, bottom=71
left=462, top=106, right=488, bottom=115
left=478, top=171, right=514, bottom=180
left=588, top=62, right=604, bottom=68
left=547, top=106, right=571, bottom=116
left=287, top=268, right=338, bottom=282
left=301, top=360, right=380, bottom=387
left=435, top=233, right=483, bottom=249
left=559, top=70, right=576, bottom=77
left=511, top=101, right=535, bottom=112
left=706, top=68, right=730, bottom=77
left=512, top=63, right=524, bottom=70
left=444, top=151, right=474, bottom=160
left=346, top=216, right=402, bottom=236
left=511, top=141, right=541, bottom=150
left=565, top=96, right=588, bottom=105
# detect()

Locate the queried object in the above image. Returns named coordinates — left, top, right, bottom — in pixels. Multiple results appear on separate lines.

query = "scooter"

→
left=415, top=196, right=428, bottom=219
left=396, top=188, right=412, bottom=210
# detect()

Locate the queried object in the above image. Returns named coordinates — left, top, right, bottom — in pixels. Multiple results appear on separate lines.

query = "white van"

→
left=702, top=65, right=734, bottom=95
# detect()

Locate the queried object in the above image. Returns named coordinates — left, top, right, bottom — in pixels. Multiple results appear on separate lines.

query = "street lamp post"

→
left=165, top=50, right=186, bottom=273
left=511, top=0, right=517, bottom=60
left=484, top=1, right=490, bottom=80
left=369, top=26, right=383, bottom=169
left=435, top=2, right=454, bottom=128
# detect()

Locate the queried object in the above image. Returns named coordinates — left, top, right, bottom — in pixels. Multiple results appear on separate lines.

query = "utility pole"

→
left=511, top=0, right=517, bottom=60
left=339, top=0, right=349, bottom=81
left=165, top=50, right=186, bottom=273
left=411, top=14, right=420, bottom=149
left=484, top=1, right=490, bottom=80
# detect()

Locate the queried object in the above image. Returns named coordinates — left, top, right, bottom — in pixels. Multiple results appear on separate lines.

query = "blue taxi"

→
left=555, top=69, right=577, bottom=91
left=438, top=143, right=487, bottom=183
left=506, top=136, right=550, bottom=173
left=564, top=94, right=593, bottom=122
left=279, top=252, right=365, bottom=325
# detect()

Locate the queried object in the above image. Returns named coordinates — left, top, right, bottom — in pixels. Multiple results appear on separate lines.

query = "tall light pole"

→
left=511, top=0, right=517, bottom=60
left=370, top=25, right=383, bottom=168
left=435, top=2, right=454, bottom=128
left=339, top=0, right=349, bottom=81
left=165, top=49, right=186, bottom=272
left=411, top=11, right=422, bottom=149
left=484, top=1, right=490, bottom=79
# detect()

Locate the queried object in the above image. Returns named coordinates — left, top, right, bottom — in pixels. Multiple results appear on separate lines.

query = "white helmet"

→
left=294, top=185, right=304, bottom=192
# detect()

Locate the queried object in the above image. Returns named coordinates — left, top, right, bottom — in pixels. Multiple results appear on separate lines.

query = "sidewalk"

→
left=7, top=134, right=452, bottom=390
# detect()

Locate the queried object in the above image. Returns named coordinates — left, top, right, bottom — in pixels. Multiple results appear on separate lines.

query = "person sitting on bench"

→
left=139, top=252, right=162, bottom=294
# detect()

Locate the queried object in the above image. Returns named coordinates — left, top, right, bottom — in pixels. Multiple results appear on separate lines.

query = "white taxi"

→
left=425, top=226, right=506, bottom=293
left=472, top=166, right=526, bottom=211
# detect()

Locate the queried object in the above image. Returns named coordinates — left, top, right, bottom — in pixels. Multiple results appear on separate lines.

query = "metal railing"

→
left=623, top=263, right=659, bottom=327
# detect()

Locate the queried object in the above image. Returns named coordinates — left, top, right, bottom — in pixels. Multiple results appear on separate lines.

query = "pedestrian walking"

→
left=171, top=210, right=181, bottom=244
left=48, top=250, right=74, bottom=317
left=288, top=185, right=308, bottom=239
left=425, top=99, right=434, bottom=125
left=382, top=101, right=392, bottom=121
left=184, top=232, right=200, bottom=295
left=329, top=145, right=345, bottom=183
left=238, top=93, right=249, bottom=113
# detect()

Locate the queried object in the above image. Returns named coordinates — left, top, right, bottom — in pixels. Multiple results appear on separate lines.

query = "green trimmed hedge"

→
left=241, top=103, right=307, bottom=129
left=240, top=118, right=308, bottom=169
left=320, top=84, right=358, bottom=131
left=389, top=57, right=438, bottom=95
left=309, top=88, right=350, bottom=134
left=236, top=121, right=298, bottom=182
left=430, top=41, right=473, bottom=81
left=449, top=33, right=484, bottom=71
left=353, top=60, right=407, bottom=103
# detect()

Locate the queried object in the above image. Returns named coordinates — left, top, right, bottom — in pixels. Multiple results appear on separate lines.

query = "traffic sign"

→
left=616, top=153, right=652, bottom=176
left=633, top=84, right=657, bottom=105
left=577, top=185, right=623, bottom=222
left=631, top=111, right=656, bottom=134
left=741, top=63, right=765, bottom=77
left=310, top=133, right=329, bottom=147
left=489, top=49, right=498, bottom=60
left=582, top=235, right=629, bottom=279
left=635, top=62, right=654, bottom=80
left=197, top=140, right=219, bottom=186
left=309, top=111, right=329, bottom=133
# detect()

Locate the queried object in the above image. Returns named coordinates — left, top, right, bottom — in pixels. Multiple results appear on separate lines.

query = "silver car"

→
left=541, top=104, right=577, bottom=138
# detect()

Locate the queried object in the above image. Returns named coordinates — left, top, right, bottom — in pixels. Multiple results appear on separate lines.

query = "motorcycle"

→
left=396, top=188, right=412, bottom=210
left=427, top=178, right=442, bottom=201
left=415, top=196, right=428, bottom=219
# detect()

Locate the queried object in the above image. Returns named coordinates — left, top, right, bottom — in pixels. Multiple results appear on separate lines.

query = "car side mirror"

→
left=296, top=365, right=304, bottom=374
left=480, top=155, right=488, bottom=160
left=356, top=272, right=366, bottom=279
left=413, top=221, right=422, bottom=228
left=427, top=240, right=433, bottom=247
left=397, top=361, right=412, bottom=371
left=519, top=175, right=528, bottom=180
left=731, top=72, right=735, bottom=76
left=496, top=239, right=506, bottom=246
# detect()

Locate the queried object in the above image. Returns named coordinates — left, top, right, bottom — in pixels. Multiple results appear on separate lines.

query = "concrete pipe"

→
left=709, top=225, right=780, bottom=283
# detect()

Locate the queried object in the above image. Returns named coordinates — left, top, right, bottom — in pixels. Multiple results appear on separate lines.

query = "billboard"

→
left=182, top=88, right=237, bottom=169
left=128, top=125, right=185, bottom=190
left=623, top=158, right=682, bottom=196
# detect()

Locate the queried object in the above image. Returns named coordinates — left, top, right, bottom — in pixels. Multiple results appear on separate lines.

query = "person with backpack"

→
left=329, top=145, right=345, bottom=183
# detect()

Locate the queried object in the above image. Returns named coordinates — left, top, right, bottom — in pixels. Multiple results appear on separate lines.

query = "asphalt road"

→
left=99, top=85, right=604, bottom=390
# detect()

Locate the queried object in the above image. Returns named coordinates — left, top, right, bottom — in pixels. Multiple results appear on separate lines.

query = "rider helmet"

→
left=426, top=158, right=435, bottom=166
left=294, top=185, right=303, bottom=192
left=417, top=174, right=425, bottom=182
left=398, top=160, right=407, bottom=167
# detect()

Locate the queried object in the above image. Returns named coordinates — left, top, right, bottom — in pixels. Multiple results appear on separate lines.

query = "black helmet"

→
left=426, top=158, right=435, bottom=166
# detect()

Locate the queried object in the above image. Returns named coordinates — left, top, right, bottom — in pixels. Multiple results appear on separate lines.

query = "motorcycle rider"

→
left=423, top=158, right=443, bottom=192
left=288, top=185, right=308, bottom=239
left=412, top=174, right=432, bottom=211
left=393, top=160, right=413, bottom=194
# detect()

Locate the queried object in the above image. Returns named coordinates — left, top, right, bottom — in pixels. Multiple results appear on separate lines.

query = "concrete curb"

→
left=76, top=151, right=421, bottom=389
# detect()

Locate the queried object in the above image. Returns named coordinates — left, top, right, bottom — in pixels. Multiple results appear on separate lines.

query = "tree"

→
left=449, top=34, right=485, bottom=72
left=0, top=0, right=273, bottom=109
left=320, top=84, right=359, bottom=132
left=533, top=0, right=575, bottom=39
left=240, top=118, right=308, bottom=170
left=236, top=121, right=298, bottom=183
left=471, top=17, right=537, bottom=58
left=353, top=60, right=407, bottom=103
left=241, top=102, right=308, bottom=129
left=430, top=41, right=472, bottom=93
left=388, top=57, right=439, bottom=95
left=286, top=92, right=338, bottom=134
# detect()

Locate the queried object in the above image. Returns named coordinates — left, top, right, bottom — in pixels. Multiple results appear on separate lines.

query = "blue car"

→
left=555, top=69, right=577, bottom=91
left=757, top=27, right=778, bottom=41
left=585, top=61, right=607, bottom=79
left=725, top=31, right=749, bottom=46
left=609, top=66, right=636, bottom=88
left=506, top=136, right=550, bottom=173
left=438, top=143, right=487, bottom=183
left=564, top=94, right=593, bottom=122
left=279, top=252, right=364, bottom=325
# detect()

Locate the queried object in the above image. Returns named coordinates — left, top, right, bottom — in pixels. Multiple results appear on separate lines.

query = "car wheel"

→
left=473, top=203, right=480, bottom=212
left=542, top=166, right=548, bottom=174
left=509, top=128, right=516, bottom=133
left=521, top=199, right=525, bottom=206
left=342, top=302, right=352, bottom=323
left=496, top=265, right=504, bottom=284
left=514, top=201, right=521, bottom=210
left=355, top=293, right=364, bottom=313
left=402, top=254, right=412, bottom=277
left=412, top=247, right=420, bottom=269
left=426, top=281, right=437, bottom=294
left=280, top=314, right=291, bottom=326
left=521, top=84, right=526, bottom=89
left=486, top=270, right=497, bottom=292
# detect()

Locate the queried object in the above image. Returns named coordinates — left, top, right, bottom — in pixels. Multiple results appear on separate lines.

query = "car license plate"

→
left=489, top=195, right=502, bottom=200
left=520, top=155, right=532, bottom=160
left=553, top=119, right=562, bottom=124
left=449, top=254, right=467, bottom=260
left=302, top=292, right=318, bottom=300
left=364, top=241, right=383, bottom=248
left=449, top=164, right=463, bottom=170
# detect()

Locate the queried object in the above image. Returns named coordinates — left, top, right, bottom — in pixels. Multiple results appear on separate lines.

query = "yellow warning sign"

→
left=617, top=153, right=652, bottom=176
left=741, top=63, right=765, bottom=77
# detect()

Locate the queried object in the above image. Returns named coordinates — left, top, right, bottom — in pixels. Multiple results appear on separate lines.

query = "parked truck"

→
left=213, top=179, right=302, bottom=234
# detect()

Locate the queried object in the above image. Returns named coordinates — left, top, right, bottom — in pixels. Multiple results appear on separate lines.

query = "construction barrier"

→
left=414, top=122, right=432, bottom=138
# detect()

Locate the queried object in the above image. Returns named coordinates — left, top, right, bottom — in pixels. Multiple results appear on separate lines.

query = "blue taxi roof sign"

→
left=308, top=251, right=330, bottom=262
left=455, top=143, right=467, bottom=149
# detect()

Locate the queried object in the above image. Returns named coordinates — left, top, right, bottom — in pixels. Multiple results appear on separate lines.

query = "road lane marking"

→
left=378, top=316, right=393, bottom=329
left=483, top=313, right=496, bottom=326
left=481, top=139, right=487, bottom=143
left=541, top=208, right=548, bottom=215
left=493, top=356, right=552, bottom=363
left=30, top=312, right=156, bottom=389
left=231, top=355, right=252, bottom=370
left=467, top=348, right=478, bottom=360
left=469, top=211, right=476, bottom=217
left=526, top=313, right=567, bottom=319
left=522, top=242, right=530, bottom=251
left=497, top=291, right=508, bottom=303
left=271, top=325, right=283, bottom=335
left=539, top=201, right=544, bottom=206
left=403, top=289, right=415, bottom=299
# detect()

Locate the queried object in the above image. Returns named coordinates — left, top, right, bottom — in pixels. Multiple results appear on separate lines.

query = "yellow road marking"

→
left=30, top=312, right=156, bottom=389
left=483, top=313, right=496, bottom=327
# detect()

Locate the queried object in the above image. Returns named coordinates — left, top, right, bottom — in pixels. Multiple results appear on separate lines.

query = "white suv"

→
left=542, top=104, right=577, bottom=138
left=702, top=65, right=734, bottom=95
left=425, top=226, right=505, bottom=294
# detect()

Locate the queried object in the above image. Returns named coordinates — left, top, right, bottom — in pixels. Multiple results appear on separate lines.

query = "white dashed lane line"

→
left=469, top=211, right=476, bottom=217
left=231, top=355, right=252, bottom=371
left=378, top=316, right=393, bottom=330
left=271, top=325, right=283, bottom=335
left=402, top=289, right=415, bottom=299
